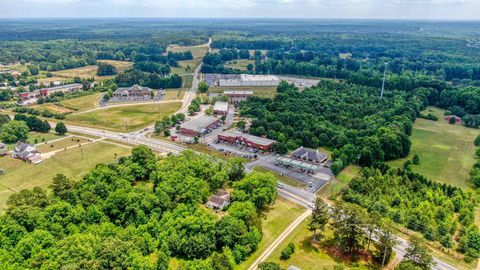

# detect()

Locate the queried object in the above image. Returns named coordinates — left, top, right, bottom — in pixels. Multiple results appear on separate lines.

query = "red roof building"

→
left=218, top=130, right=276, bottom=151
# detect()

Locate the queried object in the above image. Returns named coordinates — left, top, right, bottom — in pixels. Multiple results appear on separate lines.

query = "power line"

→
left=380, top=62, right=388, bottom=99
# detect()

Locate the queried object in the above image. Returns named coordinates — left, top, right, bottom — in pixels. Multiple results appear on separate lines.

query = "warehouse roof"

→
left=219, top=130, right=276, bottom=146
left=181, top=116, right=219, bottom=132
left=213, top=101, right=229, bottom=112
left=223, top=90, right=254, bottom=96
left=240, top=74, right=279, bottom=82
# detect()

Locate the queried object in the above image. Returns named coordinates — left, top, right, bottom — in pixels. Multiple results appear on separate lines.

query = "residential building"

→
left=213, top=101, right=229, bottom=115
left=291, top=146, right=328, bottom=164
left=180, top=116, right=221, bottom=137
left=0, top=143, right=8, bottom=156
left=113, top=85, right=154, bottom=98
left=12, top=142, right=43, bottom=164
left=206, top=189, right=231, bottom=210
left=217, top=130, right=276, bottom=151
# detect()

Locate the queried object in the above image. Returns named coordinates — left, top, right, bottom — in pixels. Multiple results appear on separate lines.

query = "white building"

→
left=206, top=74, right=280, bottom=87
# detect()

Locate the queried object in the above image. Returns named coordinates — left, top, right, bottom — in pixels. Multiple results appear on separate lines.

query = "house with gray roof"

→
left=12, top=142, right=43, bottom=164
left=291, top=146, right=327, bottom=164
left=206, top=189, right=231, bottom=210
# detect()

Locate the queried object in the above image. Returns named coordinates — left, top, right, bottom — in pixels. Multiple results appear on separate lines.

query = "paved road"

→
left=56, top=36, right=457, bottom=270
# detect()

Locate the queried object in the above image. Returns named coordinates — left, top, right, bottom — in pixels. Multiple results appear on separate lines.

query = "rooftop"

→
left=223, top=90, right=254, bottom=95
left=181, top=116, right=219, bottom=132
left=292, top=146, right=327, bottom=163
left=219, top=130, right=276, bottom=146
left=213, top=101, right=229, bottom=112
left=240, top=74, right=279, bottom=82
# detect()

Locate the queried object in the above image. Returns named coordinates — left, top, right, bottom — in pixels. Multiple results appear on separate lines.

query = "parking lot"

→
left=209, top=141, right=262, bottom=160
left=246, top=154, right=333, bottom=193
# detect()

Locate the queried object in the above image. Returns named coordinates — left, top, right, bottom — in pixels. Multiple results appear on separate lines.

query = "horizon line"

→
left=0, top=17, right=479, bottom=22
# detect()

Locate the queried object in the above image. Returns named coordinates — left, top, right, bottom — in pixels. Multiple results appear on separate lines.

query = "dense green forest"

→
left=240, top=80, right=422, bottom=173
left=0, top=147, right=277, bottom=269
left=343, top=166, right=480, bottom=262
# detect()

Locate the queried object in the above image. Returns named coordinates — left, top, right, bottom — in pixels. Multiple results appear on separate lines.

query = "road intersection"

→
left=52, top=37, right=457, bottom=270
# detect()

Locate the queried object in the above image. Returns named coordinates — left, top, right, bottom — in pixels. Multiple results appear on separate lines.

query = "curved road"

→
left=58, top=36, right=457, bottom=270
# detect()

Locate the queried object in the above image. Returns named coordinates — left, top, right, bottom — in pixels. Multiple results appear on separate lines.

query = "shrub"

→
left=412, top=154, right=420, bottom=165
left=280, top=243, right=295, bottom=260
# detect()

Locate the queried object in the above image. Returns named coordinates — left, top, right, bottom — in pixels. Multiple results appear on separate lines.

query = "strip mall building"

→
left=217, top=130, right=276, bottom=151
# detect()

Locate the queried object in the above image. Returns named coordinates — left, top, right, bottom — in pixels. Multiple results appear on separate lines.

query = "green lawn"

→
left=0, top=141, right=131, bottom=213
left=181, top=74, right=194, bottom=89
left=225, top=59, right=255, bottom=71
left=265, top=219, right=375, bottom=270
left=389, top=106, right=480, bottom=189
left=318, top=165, right=361, bottom=199
left=59, top=93, right=102, bottom=111
left=4, top=132, right=64, bottom=150
left=36, top=136, right=90, bottom=152
left=253, top=166, right=306, bottom=188
left=66, top=102, right=182, bottom=132
left=164, top=89, right=185, bottom=101
left=236, top=198, right=305, bottom=270
left=168, top=44, right=209, bottom=58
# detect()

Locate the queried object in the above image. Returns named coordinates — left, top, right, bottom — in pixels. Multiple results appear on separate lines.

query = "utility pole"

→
left=380, top=62, right=388, bottom=99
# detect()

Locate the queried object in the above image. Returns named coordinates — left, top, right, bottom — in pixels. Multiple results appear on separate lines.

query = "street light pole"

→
left=380, top=62, right=388, bottom=99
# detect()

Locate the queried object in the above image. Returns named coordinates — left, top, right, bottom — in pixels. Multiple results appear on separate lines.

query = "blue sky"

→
left=0, top=0, right=479, bottom=19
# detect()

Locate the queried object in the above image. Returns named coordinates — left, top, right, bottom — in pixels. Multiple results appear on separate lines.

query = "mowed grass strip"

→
left=389, top=106, right=480, bottom=189
left=236, top=198, right=305, bottom=270
left=253, top=166, right=306, bottom=188
left=66, top=102, right=182, bottom=132
left=59, top=93, right=102, bottom=111
left=0, top=141, right=131, bottom=213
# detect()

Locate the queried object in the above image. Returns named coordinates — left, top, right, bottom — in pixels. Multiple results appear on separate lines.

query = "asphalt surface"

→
left=56, top=37, right=458, bottom=270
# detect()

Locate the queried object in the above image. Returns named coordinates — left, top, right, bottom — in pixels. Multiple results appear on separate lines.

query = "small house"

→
left=12, top=142, right=43, bottom=164
left=206, top=189, right=231, bottom=210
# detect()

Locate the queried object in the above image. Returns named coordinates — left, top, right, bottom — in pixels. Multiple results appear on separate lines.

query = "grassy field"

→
left=317, top=165, right=361, bottom=199
left=4, top=132, right=64, bottom=150
left=66, top=102, right=182, bottom=132
left=236, top=198, right=306, bottom=270
left=168, top=44, right=209, bottom=58
left=225, top=59, right=255, bottom=71
left=58, top=93, right=102, bottom=111
left=50, top=60, right=132, bottom=81
left=36, top=136, right=90, bottom=152
left=32, top=103, right=75, bottom=114
left=253, top=166, right=305, bottom=188
left=265, top=219, right=375, bottom=270
left=164, top=89, right=185, bottom=101
left=389, top=106, right=480, bottom=189
left=181, top=74, right=193, bottom=89
left=0, top=141, right=131, bottom=213
left=171, top=59, right=202, bottom=74
left=209, top=86, right=277, bottom=99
